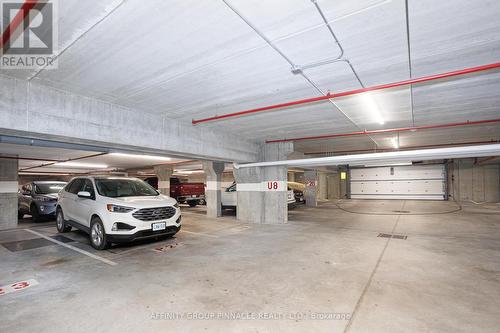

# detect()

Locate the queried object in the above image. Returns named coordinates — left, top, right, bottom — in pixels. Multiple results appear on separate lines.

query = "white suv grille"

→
left=132, top=206, right=176, bottom=221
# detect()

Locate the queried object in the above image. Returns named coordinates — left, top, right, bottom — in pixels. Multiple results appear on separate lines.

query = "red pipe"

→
left=305, top=140, right=500, bottom=156
left=0, top=0, right=39, bottom=50
left=192, top=62, right=500, bottom=125
left=266, top=118, right=500, bottom=143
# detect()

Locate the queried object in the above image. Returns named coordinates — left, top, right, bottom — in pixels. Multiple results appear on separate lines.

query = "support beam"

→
left=234, top=142, right=293, bottom=224
left=0, top=77, right=259, bottom=162
left=202, top=161, right=225, bottom=217
left=0, top=157, right=19, bottom=230
left=304, top=170, right=318, bottom=207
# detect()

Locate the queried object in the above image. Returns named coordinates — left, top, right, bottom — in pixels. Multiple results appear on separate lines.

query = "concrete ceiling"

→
left=1, top=0, right=499, bottom=155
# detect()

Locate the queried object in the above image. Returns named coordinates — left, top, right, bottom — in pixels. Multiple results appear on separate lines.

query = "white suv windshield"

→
left=95, top=179, right=158, bottom=198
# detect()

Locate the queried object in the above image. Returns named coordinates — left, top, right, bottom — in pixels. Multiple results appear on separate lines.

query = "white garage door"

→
left=350, top=164, right=446, bottom=200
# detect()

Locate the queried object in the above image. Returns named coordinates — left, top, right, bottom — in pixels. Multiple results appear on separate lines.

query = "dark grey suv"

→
left=18, top=181, right=67, bottom=221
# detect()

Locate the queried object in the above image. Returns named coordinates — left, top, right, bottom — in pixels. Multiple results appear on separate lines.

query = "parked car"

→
left=18, top=181, right=67, bottom=221
left=56, top=176, right=181, bottom=250
left=144, top=177, right=205, bottom=207
left=221, top=182, right=296, bottom=210
left=287, top=181, right=306, bottom=204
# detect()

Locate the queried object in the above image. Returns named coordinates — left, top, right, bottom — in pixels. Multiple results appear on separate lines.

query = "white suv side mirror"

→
left=77, top=191, right=92, bottom=199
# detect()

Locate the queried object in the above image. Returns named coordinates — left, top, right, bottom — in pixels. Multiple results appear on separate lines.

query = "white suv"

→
left=56, top=176, right=181, bottom=250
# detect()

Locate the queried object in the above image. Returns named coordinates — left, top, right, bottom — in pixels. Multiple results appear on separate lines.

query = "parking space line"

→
left=24, top=229, right=117, bottom=266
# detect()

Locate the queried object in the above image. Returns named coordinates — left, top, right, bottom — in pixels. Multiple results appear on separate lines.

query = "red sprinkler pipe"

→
left=265, top=118, right=500, bottom=143
left=192, top=62, right=500, bottom=125
left=0, top=0, right=39, bottom=51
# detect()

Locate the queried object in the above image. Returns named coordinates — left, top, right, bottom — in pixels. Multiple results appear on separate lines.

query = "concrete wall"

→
left=449, top=159, right=500, bottom=202
left=185, top=172, right=235, bottom=189
left=327, top=173, right=340, bottom=199
left=0, top=77, right=259, bottom=162
left=0, top=158, right=18, bottom=230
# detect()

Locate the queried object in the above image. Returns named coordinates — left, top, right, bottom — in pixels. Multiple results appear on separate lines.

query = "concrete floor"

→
left=1, top=200, right=500, bottom=332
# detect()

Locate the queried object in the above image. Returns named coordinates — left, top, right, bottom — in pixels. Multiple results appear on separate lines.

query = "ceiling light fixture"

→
left=361, top=92, right=384, bottom=125
left=53, top=162, right=108, bottom=169
left=391, top=137, right=399, bottom=149
left=19, top=172, right=72, bottom=176
left=109, top=153, right=171, bottom=161
left=174, top=169, right=204, bottom=174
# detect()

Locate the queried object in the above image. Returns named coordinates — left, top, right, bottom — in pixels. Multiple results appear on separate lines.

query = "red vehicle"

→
left=144, top=177, right=205, bottom=207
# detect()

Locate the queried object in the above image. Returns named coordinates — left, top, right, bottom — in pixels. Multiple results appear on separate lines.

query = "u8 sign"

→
left=267, top=181, right=279, bottom=190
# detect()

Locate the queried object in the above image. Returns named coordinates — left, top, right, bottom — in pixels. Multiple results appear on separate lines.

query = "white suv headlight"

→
left=107, top=204, right=134, bottom=213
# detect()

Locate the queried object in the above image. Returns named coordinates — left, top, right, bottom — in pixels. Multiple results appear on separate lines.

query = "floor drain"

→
left=378, top=233, right=408, bottom=240
left=392, top=210, right=411, bottom=213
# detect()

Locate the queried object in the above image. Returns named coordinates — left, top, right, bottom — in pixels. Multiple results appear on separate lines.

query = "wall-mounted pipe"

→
left=233, top=144, right=500, bottom=169
left=192, top=62, right=500, bottom=125
left=266, top=118, right=500, bottom=143
left=219, top=0, right=381, bottom=147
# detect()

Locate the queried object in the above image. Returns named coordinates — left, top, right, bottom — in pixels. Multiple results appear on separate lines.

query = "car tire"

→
left=30, top=204, right=41, bottom=222
left=18, top=210, right=24, bottom=219
left=198, top=199, right=206, bottom=205
left=90, top=217, right=110, bottom=250
left=188, top=201, right=197, bottom=207
left=56, top=208, right=71, bottom=233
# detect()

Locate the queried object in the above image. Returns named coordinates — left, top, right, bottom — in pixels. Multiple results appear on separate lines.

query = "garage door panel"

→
left=350, top=165, right=445, bottom=181
left=350, top=165, right=446, bottom=200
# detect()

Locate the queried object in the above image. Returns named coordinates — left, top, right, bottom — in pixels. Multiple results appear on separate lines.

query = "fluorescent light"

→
left=174, top=169, right=204, bottom=174
left=53, top=162, right=108, bottom=169
left=361, top=92, right=384, bottom=125
left=19, top=172, right=72, bottom=176
left=109, top=153, right=171, bottom=161
left=391, top=138, right=399, bottom=149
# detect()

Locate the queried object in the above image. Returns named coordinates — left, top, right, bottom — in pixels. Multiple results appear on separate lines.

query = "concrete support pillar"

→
left=202, top=161, right=225, bottom=217
left=154, top=165, right=173, bottom=195
left=304, top=170, right=318, bottom=207
left=318, top=172, right=328, bottom=200
left=234, top=142, right=293, bottom=224
left=0, top=157, right=19, bottom=230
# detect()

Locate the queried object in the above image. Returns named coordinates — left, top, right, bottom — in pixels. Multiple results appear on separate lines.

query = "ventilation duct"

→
left=233, top=144, right=500, bottom=169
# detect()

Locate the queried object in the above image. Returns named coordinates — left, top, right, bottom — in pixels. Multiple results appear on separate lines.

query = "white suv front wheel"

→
left=56, top=208, right=71, bottom=233
left=90, top=217, right=109, bottom=250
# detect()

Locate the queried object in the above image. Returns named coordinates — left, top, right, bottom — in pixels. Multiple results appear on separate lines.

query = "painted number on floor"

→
left=0, top=279, right=38, bottom=296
